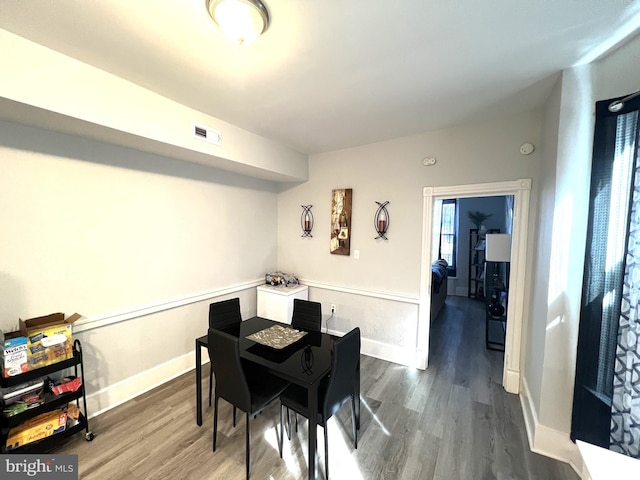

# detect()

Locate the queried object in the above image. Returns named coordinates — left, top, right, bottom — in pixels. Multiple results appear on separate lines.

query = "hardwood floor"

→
left=53, top=296, right=580, bottom=479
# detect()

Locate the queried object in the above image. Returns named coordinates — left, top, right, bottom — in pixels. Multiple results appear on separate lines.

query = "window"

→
left=571, top=93, right=640, bottom=457
left=439, top=199, right=457, bottom=277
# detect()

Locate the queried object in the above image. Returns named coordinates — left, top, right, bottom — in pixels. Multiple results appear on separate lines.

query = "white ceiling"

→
left=1, top=0, right=640, bottom=155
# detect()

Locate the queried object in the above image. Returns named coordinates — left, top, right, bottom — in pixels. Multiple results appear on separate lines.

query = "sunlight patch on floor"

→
left=361, top=397, right=390, bottom=436
left=263, top=423, right=304, bottom=479
left=262, top=415, right=366, bottom=480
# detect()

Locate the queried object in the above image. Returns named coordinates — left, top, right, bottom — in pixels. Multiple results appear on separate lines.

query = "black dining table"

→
left=195, top=316, right=351, bottom=480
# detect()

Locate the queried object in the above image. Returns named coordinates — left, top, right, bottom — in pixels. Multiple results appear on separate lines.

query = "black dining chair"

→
left=209, top=327, right=289, bottom=480
left=208, top=298, right=242, bottom=406
left=291, top=298, right=322, bottom=332
left=209, top=297, right=242, bottom=330
left=279, top=327, right=361, bottom=479
left=287, top=298, right=323, bottom=431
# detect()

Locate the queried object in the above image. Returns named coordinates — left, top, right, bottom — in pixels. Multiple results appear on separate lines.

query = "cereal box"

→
left=2, top=334, right=28, bottom=378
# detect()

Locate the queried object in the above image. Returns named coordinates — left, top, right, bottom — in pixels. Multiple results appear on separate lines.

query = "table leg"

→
left=356, top=360, right=361, bottom=430
left=196, top=338, right=203, bottom=426
left=308, top=384, right=318, bottom=480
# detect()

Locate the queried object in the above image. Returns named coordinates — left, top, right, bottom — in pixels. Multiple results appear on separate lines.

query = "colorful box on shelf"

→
left=1, top=334, right=28, bottom=378
left=5, top=408, right=67, bottom=450
left=2, top=313, right=82, bottom=377
left=19, top=313, right=81, bottom=370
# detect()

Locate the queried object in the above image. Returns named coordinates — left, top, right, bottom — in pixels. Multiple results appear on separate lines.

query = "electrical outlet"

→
left=331, top=304, right=336, bottom=314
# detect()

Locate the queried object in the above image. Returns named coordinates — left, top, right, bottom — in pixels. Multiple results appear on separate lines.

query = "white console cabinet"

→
left=257, top=284, right=309, bottom=324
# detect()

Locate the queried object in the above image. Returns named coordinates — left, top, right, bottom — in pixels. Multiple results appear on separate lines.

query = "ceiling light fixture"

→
left=206, top=0, right=270, bottom=45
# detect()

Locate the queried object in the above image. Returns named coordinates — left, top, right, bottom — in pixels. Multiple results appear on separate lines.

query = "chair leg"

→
left=351, top=396, right=358, bottom=449
left=279, top=404, right=284, bottom=458
left=324, top=424, right=329, bottom=480
left=233, top=406, right=237, bottom=427
left=286, top=407, right=291, bottom=441
left=213, top=396, right=219, bottom=451
left=208, top=369, right=213, bottom=407
left=245, top=412, right=251, bottom=480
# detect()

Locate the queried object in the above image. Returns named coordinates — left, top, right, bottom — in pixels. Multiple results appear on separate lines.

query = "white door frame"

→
left=418, top=179, right=532, bottom=393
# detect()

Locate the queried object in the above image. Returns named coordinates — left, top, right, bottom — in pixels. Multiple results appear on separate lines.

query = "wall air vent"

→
left=193, top=123, right=222, bottom=146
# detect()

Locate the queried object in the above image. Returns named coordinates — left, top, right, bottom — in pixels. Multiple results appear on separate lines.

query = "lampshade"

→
left=485, top=234, right=512, bottom=262
left=207, top=0, right=270, bottom=45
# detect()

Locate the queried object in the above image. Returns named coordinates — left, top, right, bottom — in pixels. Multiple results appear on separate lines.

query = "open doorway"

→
left=440, top=195, right=513, bottom=346
left=418, top=179, right=532, bottom=394
left=440, top=195, right=513, bottom=298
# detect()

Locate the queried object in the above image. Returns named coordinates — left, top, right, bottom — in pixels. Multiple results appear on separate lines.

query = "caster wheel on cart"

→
left=85, top=432, right=95, bottom=441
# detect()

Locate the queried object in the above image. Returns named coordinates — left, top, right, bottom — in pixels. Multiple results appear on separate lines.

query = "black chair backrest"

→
left=291, top=298, right=322, bottom=332
left=322, top=327, right=361, bottom=419
left=208, top=327, right=251, bottom=412
left=209, top=298, right=242, bottom=332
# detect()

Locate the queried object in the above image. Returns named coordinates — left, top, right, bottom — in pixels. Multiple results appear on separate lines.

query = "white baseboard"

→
left=533, top=423, right=583, bottom=473
left=504, top=367, right=520, bottom=393
left=362, top=338, right=416, bottom=367
left=520, top=378, right=585, bottom=477
left=520, top=379, right=536, bottom=448
left=327, top=327, right=416, bottom=368
left=86, top=348, right=209, bottom=419
left=454, top=287, right=469, bottom=297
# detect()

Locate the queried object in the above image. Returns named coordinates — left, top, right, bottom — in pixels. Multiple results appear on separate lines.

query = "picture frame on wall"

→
left=330, top=188, right=352, bottom=255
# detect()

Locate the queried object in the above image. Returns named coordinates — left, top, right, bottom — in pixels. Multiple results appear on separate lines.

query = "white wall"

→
left=594, top=31, right=640, bottom=97
left=525, top=64, right=594, bottom=470
left=0, top=120, right=278, bottom=415
left=524, top=73, right=562, bottom=431
left=539, top=64, right=593, bottom=433
left=277, top=111, right=542, bottom=366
